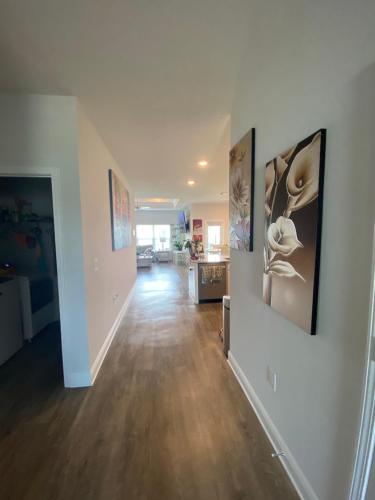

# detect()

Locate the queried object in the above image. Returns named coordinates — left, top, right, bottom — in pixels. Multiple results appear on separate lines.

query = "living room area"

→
left=135, top=204, right=184, bottom=270
left=135, top=199, right=229, bottom=273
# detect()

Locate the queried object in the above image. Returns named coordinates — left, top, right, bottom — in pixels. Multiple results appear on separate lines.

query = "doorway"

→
left=0, top=176, right=62, bottom=380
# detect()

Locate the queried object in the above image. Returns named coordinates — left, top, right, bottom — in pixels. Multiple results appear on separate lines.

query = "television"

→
left=178, top=211, right=190, bottom=233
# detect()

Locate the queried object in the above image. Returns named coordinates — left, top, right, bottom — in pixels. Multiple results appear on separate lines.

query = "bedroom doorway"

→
left=0, top=175, right=62, bottom=381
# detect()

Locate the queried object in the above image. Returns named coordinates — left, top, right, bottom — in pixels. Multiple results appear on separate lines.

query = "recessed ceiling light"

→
left=198, top=160, right=208, bottom=167
left=187, top=180, right=196, bottom=186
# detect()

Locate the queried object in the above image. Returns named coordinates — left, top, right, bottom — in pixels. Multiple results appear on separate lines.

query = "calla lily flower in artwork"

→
left=268, top=260, right=305, bottom=282
left=274, top=156, right=288, bottom=181
left=281, top=145, right=296, bottom=164
left=267, top=216, right=303, bottom=257
left=285, top=132, right=321, bottom=216
left=265, top=161, right=275, bottom=216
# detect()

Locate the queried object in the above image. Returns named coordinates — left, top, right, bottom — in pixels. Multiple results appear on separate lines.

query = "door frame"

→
left=0, top=167, right=69, bottom=384
left=350, top=222, right=375, bottom=500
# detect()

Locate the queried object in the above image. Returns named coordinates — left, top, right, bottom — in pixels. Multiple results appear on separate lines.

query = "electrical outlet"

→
left=267, top=366, right=277, bottom=392
left=93, top=257, right=99, bottom=272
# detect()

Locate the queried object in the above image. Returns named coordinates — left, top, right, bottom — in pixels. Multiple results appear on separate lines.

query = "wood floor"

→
left=0, top=264, right=298, bottom=500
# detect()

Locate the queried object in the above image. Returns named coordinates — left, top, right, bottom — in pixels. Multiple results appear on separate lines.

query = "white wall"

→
left=135, top=209, right=180, bottom=225
left=189, top=202, right=229, bottom=249
left=78, top=106, right=136, bottom=373
left=0, top=95, right=137, bottom=388
left=229, top=1, right=375, bottom=499
left=0, top=94, right=91, bottom=387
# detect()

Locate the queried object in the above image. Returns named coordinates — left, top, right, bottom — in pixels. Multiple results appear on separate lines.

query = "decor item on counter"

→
left=184, top=239, right=198, bottom=260
left=192, top=218, right=203, bottom=254
left=108, top=169, right=131, bottom=251
left=192, top=234, right=204, bottom=254
left=229, top=128, right=255, bottom=252
left=263, top=129, right=326, bottom=334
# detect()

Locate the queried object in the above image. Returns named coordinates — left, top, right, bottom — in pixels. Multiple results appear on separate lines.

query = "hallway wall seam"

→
left=90, top=280, right=136, bottom=384
left=227, top=351, right=319, bottom=500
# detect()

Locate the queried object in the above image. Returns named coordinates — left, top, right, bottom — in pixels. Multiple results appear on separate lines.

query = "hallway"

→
left=0, top=264, right=297, bottom=500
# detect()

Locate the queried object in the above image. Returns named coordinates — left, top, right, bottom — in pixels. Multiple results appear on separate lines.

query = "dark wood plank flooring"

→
left=0, top=264, right=298, bottom=500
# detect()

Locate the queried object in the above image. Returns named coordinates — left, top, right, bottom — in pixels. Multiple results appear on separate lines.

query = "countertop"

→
left=190, top=254, right=230, bottom=264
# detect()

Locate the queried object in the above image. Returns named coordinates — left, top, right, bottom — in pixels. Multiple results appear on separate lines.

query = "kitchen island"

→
left=188, top=254, right=230, bottom=304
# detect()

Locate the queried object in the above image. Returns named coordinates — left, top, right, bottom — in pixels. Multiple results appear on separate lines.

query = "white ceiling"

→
left=0, top=0, right=251, bottom=206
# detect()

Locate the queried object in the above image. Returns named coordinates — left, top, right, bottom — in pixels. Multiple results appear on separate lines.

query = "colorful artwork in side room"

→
left=229, top=128, right=255, bottom=252
left=263, top=130, right=326, bottom=334
left=108, top=169, right=131, bottom=251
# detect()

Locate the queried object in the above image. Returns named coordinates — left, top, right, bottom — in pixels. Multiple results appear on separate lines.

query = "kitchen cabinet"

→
left=189, top=255, right=229, bottom=304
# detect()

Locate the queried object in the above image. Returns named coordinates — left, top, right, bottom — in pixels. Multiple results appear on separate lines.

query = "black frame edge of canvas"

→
left=310, top=128, right=327, bottom=335
left=249, top=128, right=256, bottom=252
left=108, top=169, right=116, bottom=251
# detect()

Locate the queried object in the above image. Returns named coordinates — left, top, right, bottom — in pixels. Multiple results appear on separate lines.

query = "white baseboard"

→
left=90, top=282, right=136, bottom=384
left=227, top=351, right=319, bottom=500
left=64, top=371, right=92, bottom=388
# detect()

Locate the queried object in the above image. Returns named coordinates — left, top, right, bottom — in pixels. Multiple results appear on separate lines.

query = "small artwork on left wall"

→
left=108, top=169, right=131, bottom=251
left=229, top=128, right=255, bottom=252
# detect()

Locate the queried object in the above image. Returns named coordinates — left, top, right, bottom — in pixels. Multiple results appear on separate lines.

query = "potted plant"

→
left=173, top=241, right=183, bottom=251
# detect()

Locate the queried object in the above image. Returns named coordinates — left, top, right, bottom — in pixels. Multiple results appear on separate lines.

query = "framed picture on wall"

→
left=263, top=129, right=326, bottom=334
left=108, top=169, right=131, bottom=251
left=192, top=219, right=203, bottom=234
left=229, top=128, right=255, bottom=252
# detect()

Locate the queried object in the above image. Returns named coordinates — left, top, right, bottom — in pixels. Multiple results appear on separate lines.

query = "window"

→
left=136, top=224, right=171, bottom=250
left=154, top=225, right=171, bottom=251
left=136, top=225, right=153, bottom=247
left=207, top=222, right=223, bottom=249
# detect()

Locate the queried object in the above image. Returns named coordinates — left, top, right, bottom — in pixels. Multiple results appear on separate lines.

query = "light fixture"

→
left=187, top=180, right=196, bottom=186
left=198, top=160, right=208, bottom=167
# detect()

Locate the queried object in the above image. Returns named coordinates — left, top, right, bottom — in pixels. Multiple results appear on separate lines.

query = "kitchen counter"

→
left=189, top=255, right=229, bottom=304
left=190, top=254, right=230, bottom=264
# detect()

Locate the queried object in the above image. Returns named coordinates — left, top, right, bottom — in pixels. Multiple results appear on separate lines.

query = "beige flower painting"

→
left=229, top=129, right=255, bottom=251
left=263, top=130, right=326, bottom=334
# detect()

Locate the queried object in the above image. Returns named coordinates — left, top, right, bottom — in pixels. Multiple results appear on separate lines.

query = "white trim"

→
left=90, top=281, right=136, bottom=384
left=64, top=371, right=92, bottom=388
left=227, top=351, right=319, bottom=500
left=349, top=222, right=375, bottom=500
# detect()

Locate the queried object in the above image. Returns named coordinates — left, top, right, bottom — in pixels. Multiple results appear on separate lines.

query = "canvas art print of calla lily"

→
left=263, top=130, right=326, bottom=334
left=229, top=129, right=255, bottom=251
